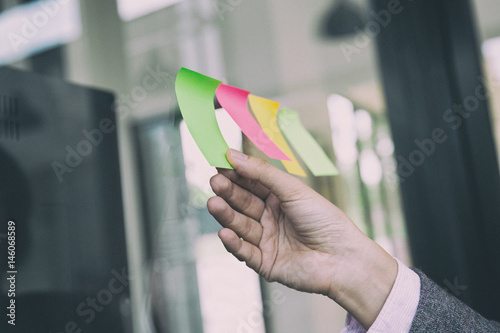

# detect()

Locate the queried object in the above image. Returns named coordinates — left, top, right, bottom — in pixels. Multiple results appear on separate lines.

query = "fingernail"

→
left=228, top=149, right=247, bottom=163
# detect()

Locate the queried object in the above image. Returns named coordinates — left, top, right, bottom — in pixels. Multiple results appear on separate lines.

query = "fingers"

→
left=216, top=168, right=270, bottom=200
left=218, top=228, right=262, bottom=271
left=207, top=196, right=263, bottom=245
left=226, top=149, right=308, bottom=202
left=210, top=173, right=266, bottom=221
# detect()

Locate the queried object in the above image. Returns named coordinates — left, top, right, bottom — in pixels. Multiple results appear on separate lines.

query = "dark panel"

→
left=30, top=47, right=65, bottom=79
left=371, top=0, right=500, bottom=320
left=0, top=67, right=131, bottom=332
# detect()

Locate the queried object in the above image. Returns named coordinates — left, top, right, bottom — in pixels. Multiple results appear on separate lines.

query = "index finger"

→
left=225, top=149, right=308, bottom=203
left=217, top=168, right=270, bottom=200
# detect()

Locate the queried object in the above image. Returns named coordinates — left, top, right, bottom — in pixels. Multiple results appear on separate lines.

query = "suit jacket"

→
left=410, top=269, right=500, bottom=332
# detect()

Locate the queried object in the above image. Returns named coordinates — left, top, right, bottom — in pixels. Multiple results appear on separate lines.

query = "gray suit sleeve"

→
left=409, top=269, right=500, bottom=332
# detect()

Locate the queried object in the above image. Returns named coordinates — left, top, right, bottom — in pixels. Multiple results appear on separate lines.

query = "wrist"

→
left=327, top=233, right=398, bottom=329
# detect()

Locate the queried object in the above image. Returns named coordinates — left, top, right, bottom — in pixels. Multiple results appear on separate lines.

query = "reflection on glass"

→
left=354, top=109, right=373, bottom=141
left=359, top=149, right=382, bottom=186
left=327, top=94, right=358, bottom=169
left=327, top=94, right=410, bottom=262
left=376, top=134, right=395, bottom=157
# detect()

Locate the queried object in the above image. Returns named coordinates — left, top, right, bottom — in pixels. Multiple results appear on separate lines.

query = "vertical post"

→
left=371, top=0, right=500, bottom=320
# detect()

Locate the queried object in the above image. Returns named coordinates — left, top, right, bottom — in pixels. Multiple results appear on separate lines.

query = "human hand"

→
left=207, top=149, right=397, bottom=329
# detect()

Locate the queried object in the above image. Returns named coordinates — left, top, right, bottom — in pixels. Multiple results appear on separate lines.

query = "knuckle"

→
left=257, top=158, right=272, bottom=170
left=242, top=219, right=253, bottom=236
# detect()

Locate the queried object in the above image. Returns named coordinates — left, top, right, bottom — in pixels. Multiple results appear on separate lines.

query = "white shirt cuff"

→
left=341, top=258, right=421, bottom=333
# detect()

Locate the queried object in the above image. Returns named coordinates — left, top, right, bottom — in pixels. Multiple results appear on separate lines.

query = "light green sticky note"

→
left=278, top=108, right=338, bottom=176
left=175, top=67, right=232, bottom=169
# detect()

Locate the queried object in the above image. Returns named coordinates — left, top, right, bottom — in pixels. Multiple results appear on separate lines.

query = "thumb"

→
left=226, top=149, right=308, bottom=201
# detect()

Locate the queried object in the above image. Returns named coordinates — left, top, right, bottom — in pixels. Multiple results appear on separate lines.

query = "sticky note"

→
left=175, top=67, right=232, bottom=169
left=216, top=84, right=291, bottom=161
left=175, top=68, right=339, bottom=178
left=248, top=95, right=307, bottom=177
left=278, top=108, right=338, bottom=176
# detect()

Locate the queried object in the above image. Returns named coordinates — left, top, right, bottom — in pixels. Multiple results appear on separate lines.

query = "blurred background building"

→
left=0, top=0, right=499, bottom=332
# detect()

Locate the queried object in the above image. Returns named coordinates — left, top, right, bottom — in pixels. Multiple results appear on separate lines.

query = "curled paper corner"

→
left=175, top=67, right=232, bottom=169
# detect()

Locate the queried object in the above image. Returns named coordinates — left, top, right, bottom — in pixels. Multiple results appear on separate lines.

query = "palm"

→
left=257, top=192, right=347, bottom=294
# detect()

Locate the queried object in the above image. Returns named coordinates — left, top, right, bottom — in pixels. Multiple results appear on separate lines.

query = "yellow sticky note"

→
left=248, top=95, right=307, bottom=177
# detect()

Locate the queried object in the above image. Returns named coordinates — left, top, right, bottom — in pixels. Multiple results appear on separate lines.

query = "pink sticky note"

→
left=216, top=84, right=291, bottom=161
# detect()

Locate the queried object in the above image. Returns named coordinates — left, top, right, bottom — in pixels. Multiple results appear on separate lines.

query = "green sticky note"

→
left=175, top=67, right=232, bottom=169
left=278, top=108, right=338, bottom=176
